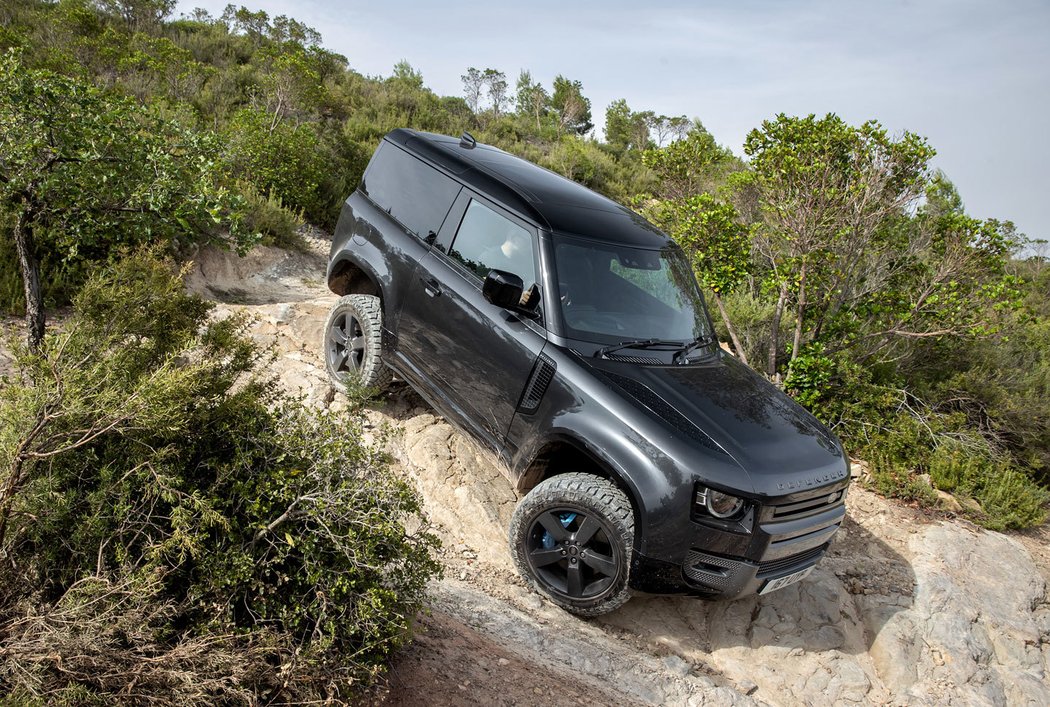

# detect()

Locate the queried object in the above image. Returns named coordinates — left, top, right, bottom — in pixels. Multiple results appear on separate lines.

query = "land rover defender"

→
left=323, top=129, right=849, bottom=616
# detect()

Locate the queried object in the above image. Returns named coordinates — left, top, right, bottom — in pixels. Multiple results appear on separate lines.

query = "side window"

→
left=448, top=200, right=537, bottom=288
left=362, top=142, right=461, bottom=238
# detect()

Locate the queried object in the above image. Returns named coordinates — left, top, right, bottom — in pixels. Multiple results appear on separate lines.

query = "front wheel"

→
left=510, top=473, right=634, bottom=616
left=322, top=294, right=392, bottom=393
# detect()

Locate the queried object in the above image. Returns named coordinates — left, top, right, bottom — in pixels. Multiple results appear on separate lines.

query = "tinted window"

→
left=363, top=142, right=461, bottom=238
left=553, top=235, right=712, bottom=343
left=448, top=200, right=537, bottom=287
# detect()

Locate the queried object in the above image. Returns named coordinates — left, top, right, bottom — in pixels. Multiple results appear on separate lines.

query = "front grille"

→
left=770, top=489, right=845, bottom=522
left=757, top=545, right=825, bottom=578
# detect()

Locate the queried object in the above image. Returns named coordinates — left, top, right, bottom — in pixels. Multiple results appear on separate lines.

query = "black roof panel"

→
left=385, top=129, right=671, bottom=248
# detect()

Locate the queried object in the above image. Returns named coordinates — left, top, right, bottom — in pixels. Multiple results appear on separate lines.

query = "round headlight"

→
left=706, top=489, right=744, bottom=518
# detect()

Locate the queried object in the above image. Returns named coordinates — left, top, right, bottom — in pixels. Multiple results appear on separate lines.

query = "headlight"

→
left=696, top=486, right=745, bottom=519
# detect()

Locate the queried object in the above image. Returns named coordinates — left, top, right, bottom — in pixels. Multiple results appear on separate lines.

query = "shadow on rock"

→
left=602, top=514, right=913, bottom=656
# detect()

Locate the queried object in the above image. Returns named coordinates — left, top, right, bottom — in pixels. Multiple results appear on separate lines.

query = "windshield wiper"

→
left=594, top=338, right=685, bottom=359
left=672, top=334, right=716, bottom=365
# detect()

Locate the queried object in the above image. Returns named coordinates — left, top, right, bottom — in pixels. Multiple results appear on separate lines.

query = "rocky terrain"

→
left=189, top=233, right=1050, bottom=706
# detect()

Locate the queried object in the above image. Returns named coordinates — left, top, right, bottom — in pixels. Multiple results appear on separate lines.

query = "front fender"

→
left=506, top=347, right=747, bottom=560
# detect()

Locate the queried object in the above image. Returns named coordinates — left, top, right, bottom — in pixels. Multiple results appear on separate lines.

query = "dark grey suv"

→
left=323, top=129, right=849, bottom=616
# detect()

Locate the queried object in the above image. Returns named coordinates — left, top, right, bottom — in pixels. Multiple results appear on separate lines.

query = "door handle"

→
left=420, top=276, right=442, bottom=297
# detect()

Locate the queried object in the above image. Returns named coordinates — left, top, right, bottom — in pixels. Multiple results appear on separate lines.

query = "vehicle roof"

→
left=384, top=129, right=671, bottom=248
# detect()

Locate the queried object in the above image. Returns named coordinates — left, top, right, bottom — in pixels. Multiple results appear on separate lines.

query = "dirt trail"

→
left=192, top=235, right=1050, bottom=706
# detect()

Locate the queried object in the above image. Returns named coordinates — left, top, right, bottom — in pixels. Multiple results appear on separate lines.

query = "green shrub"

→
left=851, top=408, right=1048, bottom=530
left=716, top=288, right=777, bottom=370
left=224, top=108, right=326, bottom=222
left=240, top=185, right=306, bottom=250
left=928, top=439, right=1048, bottom=530
left=0, top=251, right=440, bottom=702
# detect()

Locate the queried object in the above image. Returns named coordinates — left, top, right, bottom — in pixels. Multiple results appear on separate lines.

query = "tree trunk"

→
left=12, top=207, right=45, bottom=351
left=791, top=262, right=808, bottom=362
left=712, top=291, right=749, bottom=367
left=768, top=282, right=789, bottom=380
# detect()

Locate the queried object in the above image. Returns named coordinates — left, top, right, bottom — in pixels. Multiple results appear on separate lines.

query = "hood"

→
left=590, top=352, right=848, bottom=496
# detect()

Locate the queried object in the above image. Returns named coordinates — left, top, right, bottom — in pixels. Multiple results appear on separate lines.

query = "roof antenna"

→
left=460, top=131, right=477, bottom=149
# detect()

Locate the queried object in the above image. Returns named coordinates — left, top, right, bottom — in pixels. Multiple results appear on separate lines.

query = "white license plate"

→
left=759, top=566, right=814, bottom=595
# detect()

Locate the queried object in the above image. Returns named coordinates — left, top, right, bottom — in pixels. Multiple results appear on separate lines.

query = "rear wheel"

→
left=510, top=473, right=634, bottom=616
left=323, top=294, right=391, bottom=392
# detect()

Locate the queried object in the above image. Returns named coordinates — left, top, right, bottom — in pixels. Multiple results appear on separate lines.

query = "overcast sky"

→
left=176, top=0, right=1050, bottom=243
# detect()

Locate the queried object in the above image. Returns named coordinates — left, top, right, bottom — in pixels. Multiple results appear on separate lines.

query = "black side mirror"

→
left=483, top=269, right=524, bottom=309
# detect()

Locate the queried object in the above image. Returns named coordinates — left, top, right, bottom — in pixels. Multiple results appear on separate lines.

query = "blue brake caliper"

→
left=541, top=512, right=578, bottom=549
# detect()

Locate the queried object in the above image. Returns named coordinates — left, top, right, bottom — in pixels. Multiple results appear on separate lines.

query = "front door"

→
left=397, top=193, right=547, bottom=452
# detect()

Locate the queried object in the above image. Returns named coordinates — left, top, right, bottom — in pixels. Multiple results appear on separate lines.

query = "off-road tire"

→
left=510, top=472, right=634, bottom=617
left=323, top=294, right=392, bottom=393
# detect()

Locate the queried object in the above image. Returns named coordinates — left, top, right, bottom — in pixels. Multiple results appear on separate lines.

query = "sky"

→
left=175, top=0, right=1050, bottom=244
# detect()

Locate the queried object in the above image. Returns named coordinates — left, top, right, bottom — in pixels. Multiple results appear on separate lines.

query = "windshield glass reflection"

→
left=553, top=234, right=713, bottom=345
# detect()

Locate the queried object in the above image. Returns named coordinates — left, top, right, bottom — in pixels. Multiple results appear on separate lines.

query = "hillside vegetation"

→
left=0, top=0, right=1046, bottom=687
left=1, top=1, right=1047, bottom=528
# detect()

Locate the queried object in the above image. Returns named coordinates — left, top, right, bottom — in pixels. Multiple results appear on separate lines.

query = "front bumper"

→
left=629, top=483, right=847, bottom=599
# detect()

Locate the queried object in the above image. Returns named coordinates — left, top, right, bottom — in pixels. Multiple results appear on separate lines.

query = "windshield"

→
left=552, top=234, right=713, bottom=345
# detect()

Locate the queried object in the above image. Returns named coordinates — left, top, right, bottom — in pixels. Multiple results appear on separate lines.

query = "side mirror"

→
left=483, top=269, right=524, bottom=309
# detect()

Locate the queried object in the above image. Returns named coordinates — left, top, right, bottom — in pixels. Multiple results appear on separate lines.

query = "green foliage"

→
left=239, top=185, right=305, bottom=249
left=551, top=75, right=593, bottom=135
left=224, top=108, right=325, bottom=221
left=0, top=252, right=440, bottom=699
left=647, top=194, right=750, bottom=295
left=0, top=49, right=250, bottom=313
left=604, top=99, right=661, bottom=153
left=643, top=124, right=737, bottom=199
left=855, top=414, right=1048, bottom=530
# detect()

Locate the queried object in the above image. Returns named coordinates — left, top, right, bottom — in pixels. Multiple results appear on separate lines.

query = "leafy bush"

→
left=224, top=108, right=326, bottom=222
left=850, top=408, right=1047, bottom=530
left=928, top=439, right=1048, bottom=530
left=0, top=251, right=440, bottom=702
left=240, top=185, right=306, bottom=250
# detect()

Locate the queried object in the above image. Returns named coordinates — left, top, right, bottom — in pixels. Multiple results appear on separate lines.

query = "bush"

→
left=224, top=108, right=326, bottom=223
left=0, top=251, right=440, bottom=702
left=928, top=438, right=1048, bottom=530
left=240, top=185, right=306, bottom=250
left=850, top=407, right=1047, bottom=530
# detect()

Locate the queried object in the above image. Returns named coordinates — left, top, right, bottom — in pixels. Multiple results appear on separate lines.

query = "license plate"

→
left=759, top=566, right=813, bottom=595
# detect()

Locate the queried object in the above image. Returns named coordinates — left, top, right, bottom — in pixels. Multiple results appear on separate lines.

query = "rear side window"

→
left=448, top=200, right=537, bottom=288
left=362, top=142, right=460, bottom=239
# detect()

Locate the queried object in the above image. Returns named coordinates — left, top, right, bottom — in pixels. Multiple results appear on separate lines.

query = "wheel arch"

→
left=328, top=254, right=381, bottom=299
left=517, top=434, right=644, bottom=545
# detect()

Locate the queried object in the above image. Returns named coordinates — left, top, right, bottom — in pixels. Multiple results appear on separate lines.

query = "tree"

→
left=551, top=75, right=592, bottom=136
left=461, top=66, right=484, bottom=114
left=391, top=59, right=424, bottom=90
left=255, top=44, right=325, bottom=130
left=744, top=113, right=937, bottom=375
left=649, top=195, right=752, bottom=364
left=604, top=98, right=633, bottom=151
left=643, top=122, right=735, bottom=200
left=95, top=0, right=174, bottom=31
left=515, top=70, right=549, bottom=130
left=225, top=108, right=326, bottom=220
left=649, top=114, right=689, bottom=147
left=0, top=52, right=248, bottom=349
left=484, top=68, right=509, bottom=117
left=270, top=13, right=323, bottom=46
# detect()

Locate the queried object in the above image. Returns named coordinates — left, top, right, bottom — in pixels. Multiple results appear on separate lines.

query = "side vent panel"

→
left=517, top=353, right=556, bottom=413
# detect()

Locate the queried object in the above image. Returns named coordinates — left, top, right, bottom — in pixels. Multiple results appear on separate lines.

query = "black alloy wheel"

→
left=322, top=294, right=391, bottom=392
left=510, top=473, right=634, bottom=616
